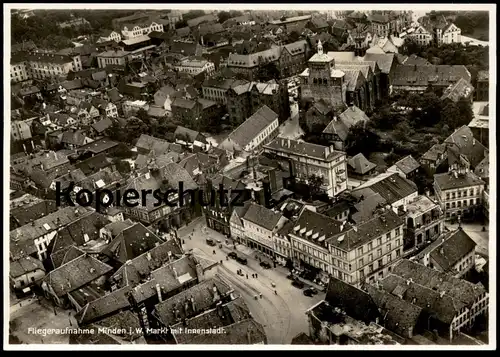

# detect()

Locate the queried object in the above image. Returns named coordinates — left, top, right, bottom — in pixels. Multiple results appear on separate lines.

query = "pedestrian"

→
left=246, top=274, right=248, bottom=279
left=255, top=273, right=258, bottom=279
left=220, top=260, right=223, bottom=265
left=213, top=250, right=216, bottom=255
left=274, top=290, right=277, bottom=295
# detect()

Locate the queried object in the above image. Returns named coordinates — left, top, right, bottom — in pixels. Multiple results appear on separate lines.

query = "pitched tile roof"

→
left=187, top=14, right=218, bottom=28
left=421, top=143, right=447, bottom=162
left=61, top=130, right=87, bottom=146
left=291, top=209, right=343, bottom=249
left=102, top=223, right=167, bottom=264
left=154, top=276, right=233, bottom=325
left=228, top=40, right=307, bottom=68
left=174, top=126, right=205, bottom=143
left=135, top=134, right=172, bottom=155
left=92, top=117, right=113, bottom=134
left=441, top=78, right=474, bottom=103
left=426, top=229, right=477, bottom=272
left=265, top=138, right=344, bottom=162
left=348, top=153, right=377, bottom=175
left=379, top=274, right=459, bottom=324
left=474, top=156, right=489, bottom=180
left=75, top=285, right=132, bottom=325
left=325, top=277, right=381, bottom=323
left=444, top=125, right=487, bottom=169
left=44, top=254, right=113, bottom=297
left=220, top=105, right=278, bottom=151
left=10, top=256, right=45, bottom=278
left=171, top=297, right=252, bottom=344
left=351, top=191, right=387, bottom=224
left=354, top=172, right=417, bottom=205
left=434, top=170, right=485, bottom=191
left=392, top=64, right=471, bottom=87
left=183, top=318, right=267, bottom=344
left=75, top=153, right=113, bottom=175
left=391, top=259, right=486, bottom=308
left=402, top=54, right=432, bottom=66
left=79, top=138, right=119, bottom=155
left=10, top=206, right=94, bottom=260
left=111, top=240, right=184, bottom=288
left=390, top=155, right=420, bottom=175
left=362, top=53, right=396, bottom=74
left=327, top=209, right=404, bottom=250
left=50, top=245, right=86, bottom=269
left=242, top=203, right=283, bottom=231
left=10, top=200, right=58, bottom=228
left=366, top=284, right=422, bottom=337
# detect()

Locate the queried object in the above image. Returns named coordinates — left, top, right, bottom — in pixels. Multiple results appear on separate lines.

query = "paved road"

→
left=177, top=218, right=323, bottom=344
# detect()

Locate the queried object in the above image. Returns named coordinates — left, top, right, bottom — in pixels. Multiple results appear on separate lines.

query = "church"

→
left=299, top=40, right=383, bottom=132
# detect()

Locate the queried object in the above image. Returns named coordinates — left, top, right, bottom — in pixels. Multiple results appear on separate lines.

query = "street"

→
left=278, top=100, right=304, bottom=141
left=177, top=217, right=324, bottom=344
left=445, top=222, right=490, bottom=258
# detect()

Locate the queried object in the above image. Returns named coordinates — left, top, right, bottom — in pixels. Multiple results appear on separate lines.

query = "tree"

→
left=456, top=97, right=474, bottom=126
left=345, top=122, right=380, bottom=157
left=400, top=37, right=422, bottom=56
left=308, top=174, right=324, bottom=196
left=136, top=108, right=151, bottom=126
left=125, top=117, right=149, bottom=142
left=256, top=62, right=281, bottom=82
left=218, top=11, right=232, bottom=24
left=175, top=19, right=188, bottom=29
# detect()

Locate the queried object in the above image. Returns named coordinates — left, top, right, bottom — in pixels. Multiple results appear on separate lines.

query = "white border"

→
left=3, top=3, right=496, bottom=351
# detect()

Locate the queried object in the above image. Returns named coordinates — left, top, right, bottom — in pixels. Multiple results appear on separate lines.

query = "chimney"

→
left=439, top=291, right=445, bottom=298
left=353, top=225, right=357, bottom=232
left=246, top=328, right=252, bottom=344
left=147, top=252, right=152, bottom=261
left=472, top=138, right=475, bottom=146
left=212, top=286, right=220, bottom=302
left=439, top=247, right=444, bottom=255
left=190, top=296, right=196, bottom=312
left=287, top=139, right=291, bottom=148
left=325, top=146, right=330, bottom=158
left=172, top=267, right=178, bottom=278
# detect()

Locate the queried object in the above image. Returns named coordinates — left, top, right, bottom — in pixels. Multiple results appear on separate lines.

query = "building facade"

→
left=264, top=138, right=348, bottom=197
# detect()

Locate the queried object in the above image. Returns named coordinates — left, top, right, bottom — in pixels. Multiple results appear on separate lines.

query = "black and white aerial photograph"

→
left=4, top=3, right=495, bottom=350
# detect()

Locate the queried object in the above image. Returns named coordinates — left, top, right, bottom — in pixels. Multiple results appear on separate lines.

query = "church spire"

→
left=317, top=39, right=323, bottom=55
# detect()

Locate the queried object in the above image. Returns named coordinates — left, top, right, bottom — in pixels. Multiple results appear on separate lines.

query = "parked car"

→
left=260, top=261, right=272, bottom=269
left=303, top=287, right=318, bottom=297
left=292, top=280, right=305, bottom=289
left=206, top=238, right=216, bottom=246
left=236, top=256, right=248, bottom=265
left=228, top=252, right=237, bottom=259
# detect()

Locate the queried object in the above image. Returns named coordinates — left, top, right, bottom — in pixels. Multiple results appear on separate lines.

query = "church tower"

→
left=301, top=40, right=346, bottom=109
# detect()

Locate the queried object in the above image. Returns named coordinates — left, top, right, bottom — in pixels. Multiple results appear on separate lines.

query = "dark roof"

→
left=391, top=259, right=487, bottom=308
left=75, top=153, right=113, bottom=175
left=379, top=274, right=459, bottom=325
left=391, top=155, right=420, bottom=175
left=362, top=53, right=395, bottom=74
left=102, top=223, right=167, bottom=264
left=326, top=209, right=404, bottom=250
left=170, top=298, right=252, bottom=344
left=50, top=245, right=86, bottom=269
left=75, top=285, right=132, bottom=325
left=291, top=209, right=343, bottom=249
left=43, top=254, right=113, bottom=297
left=392, top=64, right=471, bottom=87
left=154, top=276, right=233, bottom=326
left=354, top=173, right=417, bottom=205
left=366, top=284, right=422, bottom=338
left=348, top=153, right=377, bottom=175
left=325, top=277, right=380, bottom=323
left=187, top=14, right=218, bottom=28
left=434, top=171, right=485, bottom=191
left=135, top=134, right=172, bottom=155
left=291, top=332, right=315, bottom=345
left=265, top=138, right=344, bottom=162
left=10, top=200, right=58, bottom=227
left=170, top=41, right=199, bottom=56
left=441, top=78, right=474, bottom=103
left=79, top=138, right=119, bottom=154
left=242, top=203, right=283, bottom=231
left=429, top=229, right=477, bottom=272
left=92, top=117, right=113, bottom=134
left=61, top=130, right=87, bottom=146
left=182, top=319, right=267, bottom=344
left=174, top=126, right=205, bottom=143
left=10, top=256, right=45, bottom=278
left=444, top=125, right=487, bottom=168
left=221, top=105, right=278, bottom=151
left=402, top=54, right=432, bottom=66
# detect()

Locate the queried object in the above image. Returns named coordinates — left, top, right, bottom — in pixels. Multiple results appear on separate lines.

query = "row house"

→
left=9, top=206, right=95, bottom=262
left=174, top=59, right=216, bottom=76
left=289, top=208, right=405, bottom=287
left=96, top=50, right=130, bottom=69
left=225, top=80, right=290, bottom=126
left=226, top=40, right=310, bottom=80
left=264, top=138, right=348, bottom=198
left=406, top=25, right=434, bottom=46
left=418, top=228, right=477, bottom=279
left=433, top=169, right=485, bottom=220
left=98, top=30, right=122, bottom=43
left=92, top=98, right=119, bottom=118
left=240, top=203, right=289, bottom=258
left=267, top=15, right=312, bottom=33
left=420, top=143, right=447, bottom=175
left=201, top=78, right=248, bottom=105
left=384, top=259, right=488, bottom=341
left=121, top=21, right=164, bottom=40
left=219, top=105, right=280, bottom=155
left=10, top=51, right=83, bottom=82
left=404, top=195, right=445, bottom=252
